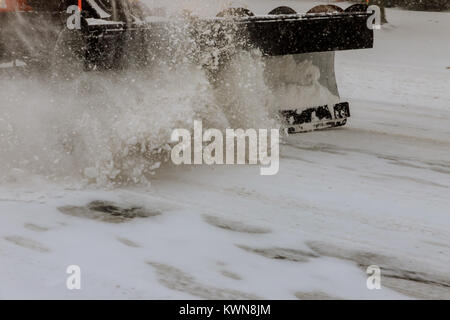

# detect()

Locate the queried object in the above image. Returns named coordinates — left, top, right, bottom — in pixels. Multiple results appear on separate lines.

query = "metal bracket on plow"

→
left=281, top=102, right=350, bottom=134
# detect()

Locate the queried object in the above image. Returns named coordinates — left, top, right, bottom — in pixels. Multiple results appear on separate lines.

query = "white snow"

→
left=0, top=1, right=449, bottom=299
left=265, top=55, right=340, bottom=110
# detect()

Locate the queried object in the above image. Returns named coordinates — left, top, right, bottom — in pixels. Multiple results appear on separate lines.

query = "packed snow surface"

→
left=0, top=1, right=449, bottom=299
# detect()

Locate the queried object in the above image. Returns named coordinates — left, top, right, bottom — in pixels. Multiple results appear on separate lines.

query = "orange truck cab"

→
left=0, top=0, right=32, bottom=12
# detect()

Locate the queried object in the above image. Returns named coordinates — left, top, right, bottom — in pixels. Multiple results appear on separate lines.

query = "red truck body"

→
left=0, top=0, right=31, bottom=12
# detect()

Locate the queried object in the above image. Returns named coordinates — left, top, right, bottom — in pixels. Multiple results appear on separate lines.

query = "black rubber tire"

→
left=268, top=6, right=297, bottom=15
left=307, top=5, right=344, bottom=14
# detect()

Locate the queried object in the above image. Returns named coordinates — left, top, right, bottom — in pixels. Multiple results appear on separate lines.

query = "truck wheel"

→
left=268, top=6, right=297, bottom=15
left=307, top=5, right=344, bottom=13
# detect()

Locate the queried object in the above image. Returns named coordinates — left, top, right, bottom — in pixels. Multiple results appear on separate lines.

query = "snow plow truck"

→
left=0, top=0, right=375, bottom=133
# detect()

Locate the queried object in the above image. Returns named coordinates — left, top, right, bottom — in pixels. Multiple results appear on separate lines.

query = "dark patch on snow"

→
left=220, top=270, right=242, bottom=281
left=117, top=237, right=140, bottom=248
left=24, top=223, right=50, bottom=232
left=237, top=245, right=319, bottom=262
left=4, top=236, right=50, bottom=253
left=379, top=173, right=449, bottom=189
left=386, top=160, right=425, bottom=170
left=373, top=122, right=400, bottom=128
left=58, top=200, right=161, bottom=223
left=294, top=291, right=344, bottom=300
left=147, top=261, right=259, bottom=299
left=384, top=158, right=450, bottom=175
left=282, top=154, right=316, bottom=164
left=287, top=143, right=346, bottom=155
left=430, top=167, right=450, bottom=175
left=203, top=215, right=271, bottom=234
left=307, top=241, right=450, bottom=300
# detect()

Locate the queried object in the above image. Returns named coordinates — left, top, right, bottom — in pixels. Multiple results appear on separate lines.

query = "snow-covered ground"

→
left=0, top=1, right=449, bottom=299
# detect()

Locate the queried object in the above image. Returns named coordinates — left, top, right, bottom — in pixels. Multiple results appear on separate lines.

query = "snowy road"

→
left=0, top=1, right=449, bottom=299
